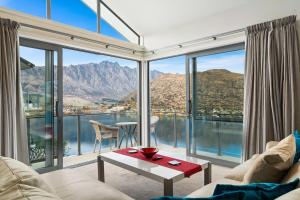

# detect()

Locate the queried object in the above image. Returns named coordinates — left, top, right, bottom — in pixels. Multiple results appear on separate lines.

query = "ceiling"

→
left=103, top=0, right=250, bottom=36
left=101, top=0, right=300, bottom=50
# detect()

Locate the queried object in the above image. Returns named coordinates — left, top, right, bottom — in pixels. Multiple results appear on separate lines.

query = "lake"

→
left=27, top=112, right=243, bottom=161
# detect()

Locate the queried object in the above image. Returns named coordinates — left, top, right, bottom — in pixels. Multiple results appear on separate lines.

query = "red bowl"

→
left=140, top=147, right=158, bottom=158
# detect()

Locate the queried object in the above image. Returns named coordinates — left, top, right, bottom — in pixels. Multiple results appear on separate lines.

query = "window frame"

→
left=185, top=42, right=245, bottom=167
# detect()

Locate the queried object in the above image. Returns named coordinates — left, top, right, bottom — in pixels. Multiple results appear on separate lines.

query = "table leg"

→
left=118, top=127, right=125, bottom=149
left=164, top=179, right=173, bottom=196
left=125, top=126, right=129, bottom=148
left=132, top=125, right=137, bottom=145
left=204, top=162, right=211, bottom=185
left=128, top=125, right=133, bottom=147
left=98, top=156, right=105, bottom=182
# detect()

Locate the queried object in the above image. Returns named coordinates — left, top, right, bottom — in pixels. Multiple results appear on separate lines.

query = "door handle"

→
left=55, top=100, right=59, bottom=117
left=188, top=99, right=192, bottom=115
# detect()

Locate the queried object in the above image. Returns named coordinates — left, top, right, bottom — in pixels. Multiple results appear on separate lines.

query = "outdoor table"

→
left=115, top=122, right=138, bottom=148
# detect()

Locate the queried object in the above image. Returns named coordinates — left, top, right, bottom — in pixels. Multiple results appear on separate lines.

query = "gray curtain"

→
left=0, top=18, right=29, bottom=164
left=243, top=15, right=300, bottom=160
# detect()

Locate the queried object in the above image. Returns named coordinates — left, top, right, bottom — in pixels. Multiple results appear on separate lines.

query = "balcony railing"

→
left=26, top=111, right=243, bottom=164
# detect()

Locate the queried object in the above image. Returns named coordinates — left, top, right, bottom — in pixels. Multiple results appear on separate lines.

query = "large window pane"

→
left=0, top=0, right=46, bottom=18
left=149, top=56, right=186, bottom=152
left=20, top=46, right=58, bottom=169
left=192, top=49, right=245, bottom=161
left=52, top=0, right=97, bottom=32
left=62, top=49, right=139, bottom=163
left=100, top=19, right=128, bottom=42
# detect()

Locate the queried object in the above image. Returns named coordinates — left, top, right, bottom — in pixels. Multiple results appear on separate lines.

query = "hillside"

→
left=150, top=73, right=186, bottom=112
left=195, top=69, right=243, bottom=115
left=127, top=69, right=243, bottom=115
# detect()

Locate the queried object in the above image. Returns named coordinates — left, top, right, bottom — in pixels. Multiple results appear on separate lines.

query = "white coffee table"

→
left=97, top=149, right=211, bottom=196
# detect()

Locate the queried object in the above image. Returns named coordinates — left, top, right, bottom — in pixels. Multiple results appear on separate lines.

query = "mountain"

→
left=150, top=73, right=186, bottom=112
left=21, top=62, right=243, bottom=115
left=128, top=69, right=243, bottom=114
left=21, top=61, right=163, bottom=104
left=195, top=69, right=243, bottom=115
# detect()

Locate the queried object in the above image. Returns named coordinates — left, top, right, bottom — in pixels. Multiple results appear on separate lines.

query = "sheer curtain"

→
left=243, top=15, right=300, bottom=160
left=0, top=18, right=29, bottom=164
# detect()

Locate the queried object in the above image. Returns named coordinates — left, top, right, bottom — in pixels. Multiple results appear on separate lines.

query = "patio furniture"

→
left=116, top=122, right=138, bottom=148
left=150, top=116, right=159, bottom=146
left=89, top=120, right=119, bottom=153
left=98, top=148, right=211, bottom=196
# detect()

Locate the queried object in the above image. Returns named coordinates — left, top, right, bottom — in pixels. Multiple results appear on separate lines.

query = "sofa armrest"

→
left=266, top=141, right=279, bottom=150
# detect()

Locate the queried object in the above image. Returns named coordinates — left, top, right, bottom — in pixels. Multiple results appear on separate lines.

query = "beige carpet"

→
left=73, top=162, right=231, bottom=200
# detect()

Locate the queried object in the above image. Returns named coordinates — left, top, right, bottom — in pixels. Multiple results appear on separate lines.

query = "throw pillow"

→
left=243, top=134, right=295, bottom=183
left=293, top=130, right=300, bottom=163
left=225, top=154, right=259, bottom=181
left=213, top=178, right=299, bottom=200
left=0, top=184, right=61, bottom=200
left=0, top=156, right=55, bottom=194
left=151, top=191, right=245, bottom=200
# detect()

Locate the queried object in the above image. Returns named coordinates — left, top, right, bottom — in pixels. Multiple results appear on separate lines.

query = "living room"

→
left=1, top=0, right=300, bottom=199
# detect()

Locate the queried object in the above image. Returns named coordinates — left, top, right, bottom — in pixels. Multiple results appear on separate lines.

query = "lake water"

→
left=28, top=112, right=243, bottom=160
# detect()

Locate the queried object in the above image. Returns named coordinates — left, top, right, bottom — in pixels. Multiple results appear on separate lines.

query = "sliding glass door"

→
left=186, top=44, right=245, bottom=164
left=20, top=39, right=63, bottom=172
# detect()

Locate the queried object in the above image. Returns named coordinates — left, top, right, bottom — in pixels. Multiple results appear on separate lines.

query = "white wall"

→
left=144, top=0, right=300, bottom=51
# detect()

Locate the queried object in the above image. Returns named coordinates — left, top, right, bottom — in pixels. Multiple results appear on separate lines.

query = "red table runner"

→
left=114, top=148, right=202, bottom=177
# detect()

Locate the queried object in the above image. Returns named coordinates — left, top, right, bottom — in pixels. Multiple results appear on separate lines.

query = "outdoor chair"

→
left=89, top=120, right=119, bottom=153
left=150, top=116, right=159, bottom=146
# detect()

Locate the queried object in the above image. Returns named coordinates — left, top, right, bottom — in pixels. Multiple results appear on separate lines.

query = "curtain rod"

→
left=149, top=28, right=246, bottom=54
left=19, top=23, right=143, bottom=54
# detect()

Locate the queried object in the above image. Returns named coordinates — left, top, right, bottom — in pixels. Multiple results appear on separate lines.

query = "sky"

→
left=150, top=50, right=245, bottom=74
left=20, top=47, right=138, bottom=68
left=0, top=0, right=127, bottom=40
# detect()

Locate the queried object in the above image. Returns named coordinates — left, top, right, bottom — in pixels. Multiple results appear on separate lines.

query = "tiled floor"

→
left=73, top=160, right=231, bottom=200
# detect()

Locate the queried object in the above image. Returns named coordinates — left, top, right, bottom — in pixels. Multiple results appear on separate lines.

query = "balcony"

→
left=26, top=111, right=242, bottom=168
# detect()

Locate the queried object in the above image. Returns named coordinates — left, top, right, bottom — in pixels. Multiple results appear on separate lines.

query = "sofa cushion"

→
left=281, top=162, right=300, bottom=188
left=213, top=178, right=299, bottom=200
left=0, top=184, right=61, bottom=200
left=243, top=134, right=295, bottom=183
left=266, top=141, right=279, bottom=150
left=225, top=154, right=259, bottom=181
left=151, top=192, right=245, bottom=200
left=293, top=130, right=300, bottom=163
left=41, top=169, right=134, bottom=200
left=275, top=188, right=300, bottom=200
left=0, top=156, right=55, bottom=194
left=187, top=178, right=242, bottom=198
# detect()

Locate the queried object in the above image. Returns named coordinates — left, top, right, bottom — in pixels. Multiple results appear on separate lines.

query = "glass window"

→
left=0, top=0, right=46, bottom=18
left=149, top=56, right=186, bottom=152
left=99, top=2, right=138, bottom=43
left=62, top=49, right=139, bottom=164
left=100, top=19, right=128, bottom=42
left=51, top=0, right=97, bottom=32
left=20, top=46, right=59, bottom=169
left=191, top=48, right=245, bottom=161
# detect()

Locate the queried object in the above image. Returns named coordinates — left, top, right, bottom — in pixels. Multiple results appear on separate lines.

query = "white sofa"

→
left=187, top=141, right=300, bottom=200
left=0, top=156, right=133, bottom=200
